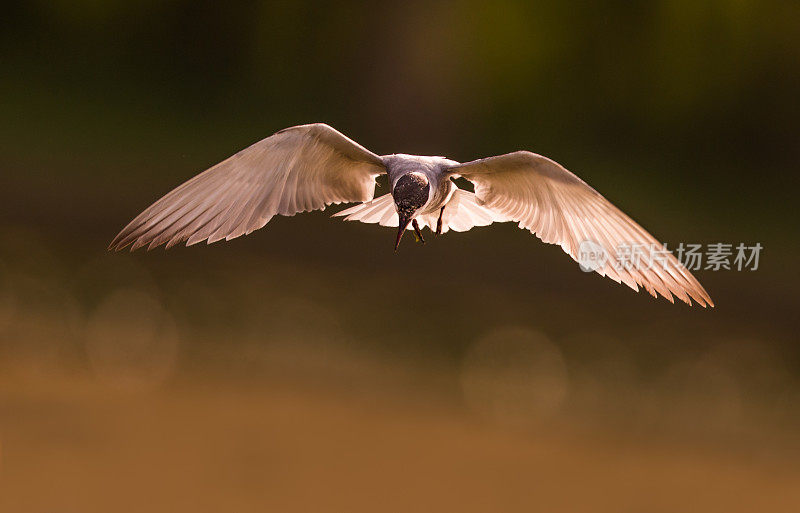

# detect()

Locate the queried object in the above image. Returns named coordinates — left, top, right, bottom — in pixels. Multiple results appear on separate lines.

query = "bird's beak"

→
left=395, top=214, right=412, bottom=252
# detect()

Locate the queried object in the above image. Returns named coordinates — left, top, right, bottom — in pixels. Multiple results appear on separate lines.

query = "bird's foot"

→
left=412, top=220, right=425, bottom=244
left=435, top=207, right=444, bottom=235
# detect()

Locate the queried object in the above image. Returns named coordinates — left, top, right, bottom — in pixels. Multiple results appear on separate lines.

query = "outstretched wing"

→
left=449, top=151, right=713, bottom=307
left=110, top=123, right=386, bottom=251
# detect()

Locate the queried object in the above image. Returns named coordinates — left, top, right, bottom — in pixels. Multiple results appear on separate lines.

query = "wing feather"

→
left=449, top=151, right=713, bottom=307
left=110, top=123, right=385, bottom=251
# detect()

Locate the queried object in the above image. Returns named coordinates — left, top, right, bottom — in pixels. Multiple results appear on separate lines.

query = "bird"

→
left=110, top=123, right=713, bottom=307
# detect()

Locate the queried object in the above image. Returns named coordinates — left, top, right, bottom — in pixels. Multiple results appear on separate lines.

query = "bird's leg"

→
left=412, top=220, right=425, bottom=244
left=436, top=207, right=444, bottom=235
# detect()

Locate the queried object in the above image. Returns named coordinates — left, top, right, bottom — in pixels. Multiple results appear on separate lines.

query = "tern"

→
left=110, top=123, right=713, bottom=307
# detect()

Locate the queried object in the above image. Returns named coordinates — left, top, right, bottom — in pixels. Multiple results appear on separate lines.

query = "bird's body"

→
left=111, top=123, right=714, bottom=307
left=384, top=154, right=458, bottom=215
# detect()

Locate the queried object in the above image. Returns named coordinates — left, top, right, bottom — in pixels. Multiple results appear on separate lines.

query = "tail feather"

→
left=333, top=189, right=505, bottom=232
left=333, top=193, right=398, bottom=227
left=436, top=189, right=506, bottom=233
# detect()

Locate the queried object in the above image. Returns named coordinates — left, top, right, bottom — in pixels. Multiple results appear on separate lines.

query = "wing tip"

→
left=108, top=235, right=136, bottom=252
left=659, top=286, right=714, bottom=308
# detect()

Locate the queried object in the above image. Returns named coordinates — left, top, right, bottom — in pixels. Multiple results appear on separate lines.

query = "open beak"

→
left=395, top=215, right=412, bottom=251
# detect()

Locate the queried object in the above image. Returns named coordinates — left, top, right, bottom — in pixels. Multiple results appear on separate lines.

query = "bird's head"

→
left=393, top=172, right=430, bottom=250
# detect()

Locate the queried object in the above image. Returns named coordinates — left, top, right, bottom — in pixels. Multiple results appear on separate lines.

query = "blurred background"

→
left=1, top=1, right=799, bottom=511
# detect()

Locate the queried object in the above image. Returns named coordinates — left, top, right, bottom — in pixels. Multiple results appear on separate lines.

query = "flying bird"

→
left=110, top=123, right=713, bottom=307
